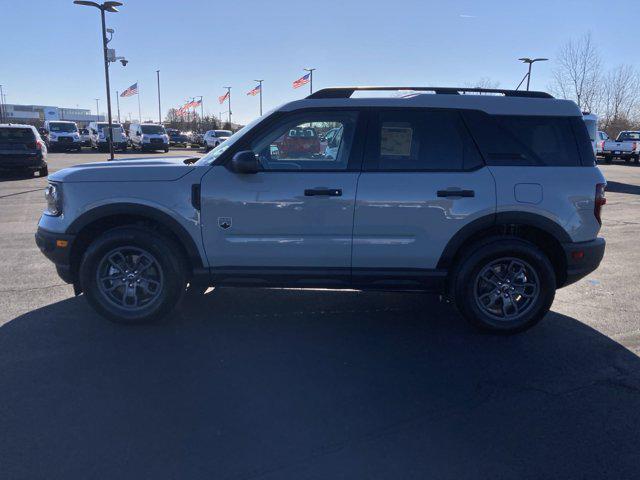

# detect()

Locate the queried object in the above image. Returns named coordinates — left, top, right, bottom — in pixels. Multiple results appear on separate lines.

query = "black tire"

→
left=164, top=148, right=169, bottom=153
left=79, top=226, right=187, bottom=324
left=604, top=155, right=612, bottom=164
left=451, top=237, right=556, bottom=334
left=38, top=165, right=48, bottom=177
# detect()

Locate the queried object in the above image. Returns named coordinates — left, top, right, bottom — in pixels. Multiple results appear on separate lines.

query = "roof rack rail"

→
left=307, top=86, right=554, bottom=99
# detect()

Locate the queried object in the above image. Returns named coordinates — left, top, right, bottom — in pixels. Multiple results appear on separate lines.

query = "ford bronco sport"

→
left=35, top=86, right=606, bottom=333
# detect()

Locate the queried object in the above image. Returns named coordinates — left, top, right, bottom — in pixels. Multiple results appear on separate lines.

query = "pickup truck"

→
left=602, top=131, right=640, bottom=164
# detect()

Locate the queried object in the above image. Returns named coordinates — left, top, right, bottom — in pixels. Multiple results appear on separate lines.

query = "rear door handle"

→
left=305, top=188, right=342, bottom=197
left=437, top=189, right=475, bottom=198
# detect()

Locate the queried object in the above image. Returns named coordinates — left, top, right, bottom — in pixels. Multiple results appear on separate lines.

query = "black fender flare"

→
left=66, top=203, right=204, bottom=270
left=437, top=211, right=571, bottom=269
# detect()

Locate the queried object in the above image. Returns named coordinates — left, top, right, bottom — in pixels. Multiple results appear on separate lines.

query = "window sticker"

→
left=381, top=126, right=413, bottom=156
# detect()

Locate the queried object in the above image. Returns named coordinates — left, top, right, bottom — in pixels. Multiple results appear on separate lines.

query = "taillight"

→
left=36, top=139, right=43, bottom=150
left=595, top=183, right=606, bottom=225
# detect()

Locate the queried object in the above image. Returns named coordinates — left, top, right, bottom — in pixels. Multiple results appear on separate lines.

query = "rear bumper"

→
left=560, top=237, right=606, bottom=287
left=0, top=154, right=45, bottom=170
left=602, top=150, right=636, bottom=157
left=35, top=227, right=76, bottom=284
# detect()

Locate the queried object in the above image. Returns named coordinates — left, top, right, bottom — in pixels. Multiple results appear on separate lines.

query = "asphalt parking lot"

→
left=1, top=151, right=640, bottom=479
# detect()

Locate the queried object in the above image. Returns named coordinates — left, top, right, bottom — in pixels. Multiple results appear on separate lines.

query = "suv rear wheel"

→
left=451, top=237, right=556, bottom=333
left=79, top=226, right=187, bottom=324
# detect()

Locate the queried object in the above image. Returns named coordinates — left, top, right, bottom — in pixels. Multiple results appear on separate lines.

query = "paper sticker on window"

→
left=381, top=126, right=413, bottom=156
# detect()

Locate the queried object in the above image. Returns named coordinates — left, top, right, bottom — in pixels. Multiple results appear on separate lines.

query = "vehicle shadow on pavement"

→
left=605, top=180, right=640, bottom=195
left=1, top=289, right=639, bottom=479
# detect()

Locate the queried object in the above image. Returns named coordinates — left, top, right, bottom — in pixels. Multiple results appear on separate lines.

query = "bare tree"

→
left=469, top=77, right=501, bottom=89
left=600, top=65, right=640, bottom=133
left=550, top=32, right=601, bottom=112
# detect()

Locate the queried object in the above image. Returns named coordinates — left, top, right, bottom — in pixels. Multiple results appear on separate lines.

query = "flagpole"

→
left=156, top=70, right=162, bottom=124
left=254, top=79, right=263, bottom=116
left=224, top=86, right=232, bottom=126
left=116, top=91, right=121, bottom=123
left=304, top=68, right=315, bottom=94
left=136, top=80, right=142, bottom=122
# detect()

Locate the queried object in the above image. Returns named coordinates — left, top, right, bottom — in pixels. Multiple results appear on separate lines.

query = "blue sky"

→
left=1, top=0, right=638, bottom=124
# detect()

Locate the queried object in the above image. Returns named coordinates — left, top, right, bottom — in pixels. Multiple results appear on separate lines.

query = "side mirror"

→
left=228, top=150, right=260, bottom=174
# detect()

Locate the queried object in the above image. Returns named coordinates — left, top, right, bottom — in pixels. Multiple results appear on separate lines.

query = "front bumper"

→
left=98, top=141, right=128, bottom=150
left=50, top=140, right=81, bottom=150
left=35, top=227, right=76, bottom=284
left=561, top=237, right=606, bottom=287
left=142, top=142, right=169, bottom=150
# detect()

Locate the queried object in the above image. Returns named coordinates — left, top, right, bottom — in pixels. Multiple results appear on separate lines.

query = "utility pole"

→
left=304, top=68, right=315, bottom=94
left=95, top=98, right=100, bottom=118
left=156, top=69, right=161, bottom=124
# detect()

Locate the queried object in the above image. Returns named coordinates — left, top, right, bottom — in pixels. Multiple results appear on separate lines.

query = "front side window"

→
left=250, top=112, right=358, bottom=171
left=366, top=110, right=482, bottom=171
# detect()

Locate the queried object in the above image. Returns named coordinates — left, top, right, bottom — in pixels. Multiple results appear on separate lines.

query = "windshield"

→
left=141, top=125, right=166, bottom=134
left=616, top=132, right=640, bottom=141
left=97, top=123, right=123, bottom=131
left=215, top=130, right=232, bottom=137
left=195, top=116, right=265, bottom=165
left=49, top=122, right=77, bottom=133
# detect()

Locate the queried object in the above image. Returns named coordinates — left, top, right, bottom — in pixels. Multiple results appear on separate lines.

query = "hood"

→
left=49, top=156, right=201, bottom=183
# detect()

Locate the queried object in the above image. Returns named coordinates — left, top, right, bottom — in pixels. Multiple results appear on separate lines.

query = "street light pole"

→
left=517, top=57, right=548, bottom=91
left=74, top=1, right=123, bottom=161
left=304, top=68, right=315, bottom=94
left=0, top=85, right=5, bottom=123
left=156, top=69, right=161, bottom=124
left=95, top=98, right=100, bottom=117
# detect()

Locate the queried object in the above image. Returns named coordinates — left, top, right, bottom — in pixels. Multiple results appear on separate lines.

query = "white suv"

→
left=35, top=86, right=606, bottom=333
left=204, top=129, right=232, bottom=150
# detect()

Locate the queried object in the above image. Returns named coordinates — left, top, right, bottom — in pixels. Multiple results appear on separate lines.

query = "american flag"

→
left=192, top=99, right=202, bottom=107
left=219, top=91, right=229, bottom=104
left=292, top=73, right=310, bottom=89
left=247, top=84, right=261, bottom=96
left=120, top=83, right=138, bottom=97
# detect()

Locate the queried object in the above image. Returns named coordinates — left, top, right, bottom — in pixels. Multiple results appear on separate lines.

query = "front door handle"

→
left=305, top=188, right=342, bottom=197
left=437, top=189, right=475, bottom=198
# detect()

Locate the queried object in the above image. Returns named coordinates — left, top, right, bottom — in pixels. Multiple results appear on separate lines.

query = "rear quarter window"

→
left=462, top=111, right=584, bottom=167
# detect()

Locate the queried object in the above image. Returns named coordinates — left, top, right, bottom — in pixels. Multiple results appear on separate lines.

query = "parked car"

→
left=129, top=123, right=169, bottom=152
left=203, top=130, right=232, bottom=150
left=186, top=131, right=205, bottom=148
left=596, top=130, right=609, bottom=156
left=35, top=86, right=606, bottom=333
left=88, top=122, right=128, bottom=151
left=602, top=131, right=640, bottom=163
left=79, top=128, right=91, bottom=147
left=274, top=126, right=321, bottom=159
left=167, top=129, right=190, bottom=147
left=43, top=121, right=82, bottom=152
left=0, top=124, right=48, bottom=177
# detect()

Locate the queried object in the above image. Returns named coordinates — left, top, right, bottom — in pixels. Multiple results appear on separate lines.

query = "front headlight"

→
left=44, top=183, right=62, bottom=216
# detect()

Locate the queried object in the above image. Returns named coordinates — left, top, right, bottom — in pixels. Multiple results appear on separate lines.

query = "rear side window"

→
left=0, top=128, right=35, bottom=142
left=463, top=111, right=583, bottom=166
left=365, top=110, right=483, bottom=171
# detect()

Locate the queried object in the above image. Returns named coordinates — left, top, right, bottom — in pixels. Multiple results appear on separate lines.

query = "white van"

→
left=129, top=123, right=169, bottom=152
left=43, top=121, right=81, bottom=151
left=88, top=122, right=128, bottom=151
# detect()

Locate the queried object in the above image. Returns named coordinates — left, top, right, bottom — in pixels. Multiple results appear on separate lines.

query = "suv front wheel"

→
left=451, top=237, right=556, bottom=333
left=79, top=226, right=187, bottom=324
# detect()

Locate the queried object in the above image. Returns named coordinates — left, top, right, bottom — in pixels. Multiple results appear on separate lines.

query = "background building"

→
left=2, top=104, right=103, bottom=127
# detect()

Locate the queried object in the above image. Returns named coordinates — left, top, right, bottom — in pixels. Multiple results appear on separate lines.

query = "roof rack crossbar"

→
left=307, top=86, right=553, bottom=99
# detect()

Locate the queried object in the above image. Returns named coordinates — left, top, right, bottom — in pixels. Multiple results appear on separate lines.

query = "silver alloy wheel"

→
left=96, top=246, right=164, bottom=311
left=474, top=257, right=540, bottom=322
